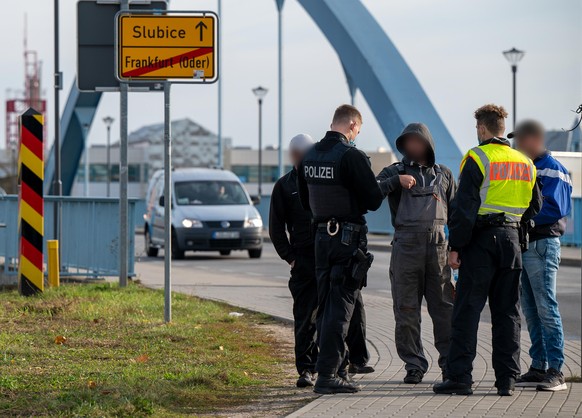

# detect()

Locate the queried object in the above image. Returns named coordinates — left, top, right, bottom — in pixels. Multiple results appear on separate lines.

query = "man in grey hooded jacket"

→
left=376, top=123, right=456, bottom=384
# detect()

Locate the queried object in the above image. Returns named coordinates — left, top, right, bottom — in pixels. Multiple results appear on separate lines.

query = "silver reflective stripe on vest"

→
left=471, top=147, right=490, bottom=207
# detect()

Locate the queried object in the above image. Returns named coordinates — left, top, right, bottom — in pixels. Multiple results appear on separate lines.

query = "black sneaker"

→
left=433, top=379, right=473, bottom=395
left=314, top=374, right=360, bottom=394
left=536, top=368, right=568, bottom=392
left=516, top=367, right=547, bottom=387
left=403, top=369, right=424, bottom=384
left=348, top=363, right=375, bottom=374
left=296, top=370, right=315, bottom=388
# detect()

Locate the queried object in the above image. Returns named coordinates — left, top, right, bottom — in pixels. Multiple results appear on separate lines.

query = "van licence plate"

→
left=213, top=231, right=240, bottom=239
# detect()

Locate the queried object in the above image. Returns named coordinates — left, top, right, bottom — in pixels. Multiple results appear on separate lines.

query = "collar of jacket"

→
left=479, top=137, right=510, bottom=147
left=402, top=157, right=433, bottom=168
left=324, top=130, right=349, bottom=144
left=534, top=150, right=551, bottom=163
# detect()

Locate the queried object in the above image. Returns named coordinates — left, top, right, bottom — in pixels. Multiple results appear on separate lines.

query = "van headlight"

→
left=244, top=217, right=263, bottom=228
left=182, top=219, right=203, bottom=228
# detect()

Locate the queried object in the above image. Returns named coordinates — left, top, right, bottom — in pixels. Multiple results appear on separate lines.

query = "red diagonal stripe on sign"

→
left=21, top=237, right=43, bottom=269
left=21, top=182, right=43, bottom=216
left=21, top=126, right=44, bottom=160
left=122, top=47, right=213, bottom=78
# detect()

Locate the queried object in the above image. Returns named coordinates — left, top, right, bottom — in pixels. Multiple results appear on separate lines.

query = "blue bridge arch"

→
left=45, top=0, right=462, bottom=195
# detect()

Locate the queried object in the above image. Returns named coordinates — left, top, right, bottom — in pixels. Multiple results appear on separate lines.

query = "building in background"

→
left=71, top=117, right=578, bottom=201
left=72, top=119, right=226, bottom=198
left=68, top=117, right=403, bottom=199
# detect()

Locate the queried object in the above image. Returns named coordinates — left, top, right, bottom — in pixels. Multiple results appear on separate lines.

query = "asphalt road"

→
left=135, top=237, right=582, bottom=340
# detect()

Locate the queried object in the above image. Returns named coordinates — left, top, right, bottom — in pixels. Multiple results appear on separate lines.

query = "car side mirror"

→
left=159, top=195, right=165, bottom=207
left=250, top=195, right=261, bottom=206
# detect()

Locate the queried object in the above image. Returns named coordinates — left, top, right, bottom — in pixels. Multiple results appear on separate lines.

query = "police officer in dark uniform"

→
left=297, top=105, right=385, bottom=394
left=270, top=134, right=317, bottom=388
left=434, top=104, right=542, bottom=396
left=270, top=134, right=376, bottom=388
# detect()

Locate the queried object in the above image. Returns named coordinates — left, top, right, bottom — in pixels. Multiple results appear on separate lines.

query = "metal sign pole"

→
left=118, top=0, right=129, bottom=288
left=119, top=81, right=129, bottom=287
left=217, top=0, right=223, bottom=168
left=53, top=0, right=62, bottom=267
left=163, top=81, right=172, bottom=323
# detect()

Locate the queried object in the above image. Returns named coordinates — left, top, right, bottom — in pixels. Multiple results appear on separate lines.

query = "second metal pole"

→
left=512, top=65, right=517, bottom=130
left=106, top=125, right=111, bottom=197
left=53, top=0, right=62, bottom=268
left=258, top=98, right=263, bottom=197
left=277, top=4, right=284, bottom=178
left=217, top=0, right=223, bottom=168
left=163, top=82, right=172, bottom=323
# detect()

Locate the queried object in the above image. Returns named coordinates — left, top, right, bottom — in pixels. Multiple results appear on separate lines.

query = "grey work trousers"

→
left=389, top=227, right=454, bottom=373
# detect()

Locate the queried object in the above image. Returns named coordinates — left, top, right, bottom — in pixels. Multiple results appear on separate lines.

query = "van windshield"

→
left=174, top=181, right=250, bottom=206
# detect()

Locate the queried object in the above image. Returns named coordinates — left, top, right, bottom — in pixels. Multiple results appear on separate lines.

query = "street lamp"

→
left=252, top=86, right=268, bottom=197
left=102, top=116, right=114, bottom=197
left=82, top=122, right=90, bottom=197
left=503, top=47, right=525, bottom=129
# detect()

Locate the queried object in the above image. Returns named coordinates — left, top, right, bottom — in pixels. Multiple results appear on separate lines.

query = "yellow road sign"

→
left=117, top=13, right=218, bottom=82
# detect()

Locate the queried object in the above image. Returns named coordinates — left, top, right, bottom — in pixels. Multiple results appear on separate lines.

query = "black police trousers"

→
left=446, top=226, right=522, bottom=386
left=314, top=228, right=367, bottom=376
left=289, top=253, right=319, bottom=374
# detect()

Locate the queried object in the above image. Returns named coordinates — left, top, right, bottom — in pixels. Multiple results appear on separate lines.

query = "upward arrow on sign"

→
left=195, top=21, right=208, bottom=41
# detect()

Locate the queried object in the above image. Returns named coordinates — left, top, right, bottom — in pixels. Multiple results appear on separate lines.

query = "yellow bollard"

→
left=47, top=240, right=60, bottom=288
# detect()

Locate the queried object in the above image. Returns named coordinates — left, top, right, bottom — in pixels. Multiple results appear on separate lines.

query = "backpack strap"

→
left=434, top=164, right=442, bottom=175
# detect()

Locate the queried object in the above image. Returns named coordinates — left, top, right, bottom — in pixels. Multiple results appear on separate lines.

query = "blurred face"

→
left=290, top=149, right=306, bottom=168
left=402, top=134, right=428, bottom=162
left=515, top=133, right=545, bottom=159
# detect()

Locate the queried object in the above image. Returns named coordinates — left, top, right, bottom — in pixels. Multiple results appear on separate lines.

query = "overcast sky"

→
left=1, top=0, right=580, bottom=156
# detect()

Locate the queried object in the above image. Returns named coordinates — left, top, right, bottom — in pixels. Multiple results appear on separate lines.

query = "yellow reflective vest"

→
left=460, top=141, right=536, bottom=221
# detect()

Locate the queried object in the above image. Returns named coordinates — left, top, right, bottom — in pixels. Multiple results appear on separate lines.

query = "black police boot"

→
left=296, top=370, right=315, bottom=388
left=314, top=374, right=360, bottom=394
left=433, top=379, right=473, bottom=395
left=348, top=363, right=375, bottom=374
left=496, top=377, right=515, bottom=396
left=403, top=369, right=424, bottom=384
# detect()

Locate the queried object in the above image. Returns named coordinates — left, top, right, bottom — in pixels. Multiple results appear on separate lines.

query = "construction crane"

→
left=5, top=16, right=47, bottom=164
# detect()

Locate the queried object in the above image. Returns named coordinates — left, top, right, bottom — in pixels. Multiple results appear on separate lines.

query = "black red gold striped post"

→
left=18, top=108, right=44, bottom=296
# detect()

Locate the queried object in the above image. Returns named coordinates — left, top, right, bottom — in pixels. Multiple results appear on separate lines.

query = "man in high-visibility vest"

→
left=433, top=104, right=542, bottom=397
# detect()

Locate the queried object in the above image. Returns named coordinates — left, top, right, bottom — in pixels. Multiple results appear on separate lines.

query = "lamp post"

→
left=252, top=86, right=268, bottom=197
left=102, top=116, right=114, bottom=197
left=502, top=47, right=525, bottom=129
left=275, top=0, right=285, bottom=179
left=82, top=122, right=90, bottom=197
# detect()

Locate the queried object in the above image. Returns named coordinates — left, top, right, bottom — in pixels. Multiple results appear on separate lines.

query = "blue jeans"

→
left=521, top=237, right=564, bottom=371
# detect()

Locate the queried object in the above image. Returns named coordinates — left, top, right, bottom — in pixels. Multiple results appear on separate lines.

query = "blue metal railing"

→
left=0, top=196, right=139, bottom=278
left=254, top=195, right=582, bottom=247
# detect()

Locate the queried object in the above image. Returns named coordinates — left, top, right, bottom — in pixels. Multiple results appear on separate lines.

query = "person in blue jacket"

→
left=511, top=120, right=573, bottom=392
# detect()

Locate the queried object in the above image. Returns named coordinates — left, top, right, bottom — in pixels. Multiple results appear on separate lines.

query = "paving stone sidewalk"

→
left=137, top=261, right=582, bottom=418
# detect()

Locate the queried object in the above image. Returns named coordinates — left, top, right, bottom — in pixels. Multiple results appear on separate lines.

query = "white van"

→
left=144, top=168, right=263, bottom=259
